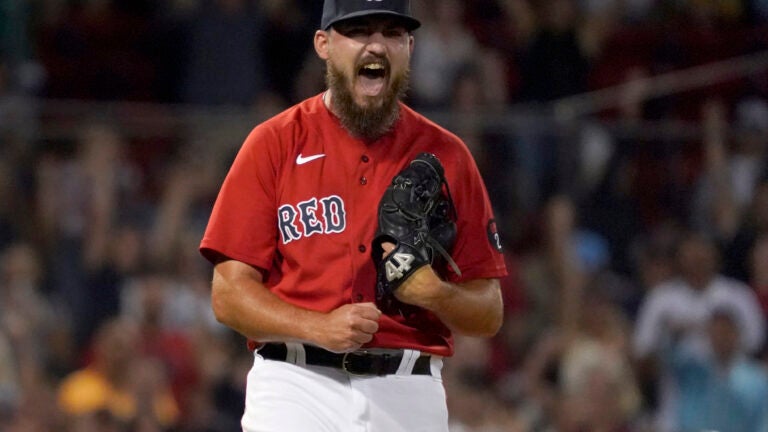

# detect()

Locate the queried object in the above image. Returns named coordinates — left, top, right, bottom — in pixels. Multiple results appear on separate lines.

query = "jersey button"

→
left=355, top=293, right=364, bottom=302
left=358, top=244, right=366, bottom=253
left=359, top=176, right=367, bottom=185
left=361, top=155, right=369, bottom=163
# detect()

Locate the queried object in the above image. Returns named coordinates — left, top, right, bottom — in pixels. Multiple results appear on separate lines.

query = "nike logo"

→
left=296, top=153, right=326, bottom=165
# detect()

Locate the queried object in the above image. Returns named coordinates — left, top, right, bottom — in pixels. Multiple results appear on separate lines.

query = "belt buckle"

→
left=342, top=351, right=373, bottom=376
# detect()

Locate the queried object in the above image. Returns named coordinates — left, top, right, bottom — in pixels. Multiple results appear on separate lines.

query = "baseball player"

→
left=199, top=1, right=507, bottom=431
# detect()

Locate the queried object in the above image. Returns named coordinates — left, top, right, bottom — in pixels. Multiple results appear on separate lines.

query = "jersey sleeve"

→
left=199, top=125, right=281, bottom=270
left=444, top=147, right=508, bottom=282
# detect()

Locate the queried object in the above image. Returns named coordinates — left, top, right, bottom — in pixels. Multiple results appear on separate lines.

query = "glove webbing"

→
left=408, top=159, right=462, bottom=277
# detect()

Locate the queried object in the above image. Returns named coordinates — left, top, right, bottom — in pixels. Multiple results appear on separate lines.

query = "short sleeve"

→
left=199, top=125, right=282, bottom=270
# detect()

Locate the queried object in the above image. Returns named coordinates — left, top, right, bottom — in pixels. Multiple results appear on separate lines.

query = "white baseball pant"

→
left=241, top=343, right=448, bottom=432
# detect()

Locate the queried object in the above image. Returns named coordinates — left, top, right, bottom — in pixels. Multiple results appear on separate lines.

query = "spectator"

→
left=0, top=241, right=71, bottom=431
left=120, top=269, right=200, bottom=415
left=693, top=98, right=768, bottom=245
left=665, top=305, right=768, bottom=432
left=522, top=196, right=641, bottom=432
left=0, top=242, right=61, bottom=377
left=633, top=231, right=766, bottom=432
left=443, top=335, right=523, bottom=431
left=34, top=121, right=142, bottom=350
left=697, top=96, right=768, bottom=282
left=56, top=318, right=180, bottom=430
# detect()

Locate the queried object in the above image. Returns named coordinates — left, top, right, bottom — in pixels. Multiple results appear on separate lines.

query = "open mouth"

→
left=356, top=62, right=388, bottom=97
left=359, top=62, right=387, bottom=79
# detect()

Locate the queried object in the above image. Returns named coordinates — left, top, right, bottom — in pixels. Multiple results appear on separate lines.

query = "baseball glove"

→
left=371, top=152, right=462, bottom=305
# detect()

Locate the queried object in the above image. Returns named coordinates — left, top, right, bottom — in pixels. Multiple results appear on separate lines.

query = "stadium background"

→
left=1, top=0, right=768, bottom=430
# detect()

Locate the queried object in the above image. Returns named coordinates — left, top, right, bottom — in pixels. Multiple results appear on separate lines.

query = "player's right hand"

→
left=316, top=302, right=381, bottom=353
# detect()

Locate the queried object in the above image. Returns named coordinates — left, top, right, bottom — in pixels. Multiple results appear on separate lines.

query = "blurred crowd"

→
left=2, top=0, right=768, bottom=431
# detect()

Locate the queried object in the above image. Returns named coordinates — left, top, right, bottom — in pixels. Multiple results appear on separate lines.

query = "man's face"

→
left=315, top=16, right=414, bottom=140
left=676, top=235, right=718, bottom=288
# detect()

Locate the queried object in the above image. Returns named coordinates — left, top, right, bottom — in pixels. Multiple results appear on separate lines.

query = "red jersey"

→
left=200, top=93, right=507, bottom=356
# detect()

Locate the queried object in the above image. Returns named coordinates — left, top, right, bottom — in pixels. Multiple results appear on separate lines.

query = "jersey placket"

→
left=348, top=150, right=378, bottom=304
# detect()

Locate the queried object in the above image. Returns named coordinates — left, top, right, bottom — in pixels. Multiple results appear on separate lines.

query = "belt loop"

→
left=395, top=349, right=419, bottom=375
left=429, top=356, right=443, bottom=378
left=285, top=342, right=306, bottom=366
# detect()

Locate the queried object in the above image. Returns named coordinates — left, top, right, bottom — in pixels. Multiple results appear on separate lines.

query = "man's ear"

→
left=315, top=30, right=330, bottom=60
left=409, top=34, right=415, bottom=56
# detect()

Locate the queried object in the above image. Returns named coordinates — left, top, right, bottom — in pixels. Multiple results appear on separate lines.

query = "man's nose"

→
left=365, top=32, right=387, bottom=54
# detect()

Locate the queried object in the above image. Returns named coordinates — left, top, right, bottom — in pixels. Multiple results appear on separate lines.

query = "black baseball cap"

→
left=321, top=0, right=421, bottom=31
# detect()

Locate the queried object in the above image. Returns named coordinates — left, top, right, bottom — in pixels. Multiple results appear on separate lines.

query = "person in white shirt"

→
left=633, top=231, right=766, bottom=432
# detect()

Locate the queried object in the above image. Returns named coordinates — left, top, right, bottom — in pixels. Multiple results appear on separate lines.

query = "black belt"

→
left=258, top=343, right=432, bottom=376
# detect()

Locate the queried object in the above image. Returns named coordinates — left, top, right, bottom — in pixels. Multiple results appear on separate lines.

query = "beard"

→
left=325, top=59, right=410, bottom=141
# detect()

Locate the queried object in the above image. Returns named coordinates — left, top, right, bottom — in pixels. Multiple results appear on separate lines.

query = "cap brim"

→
left=324, top=10, right=421, bottom=31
